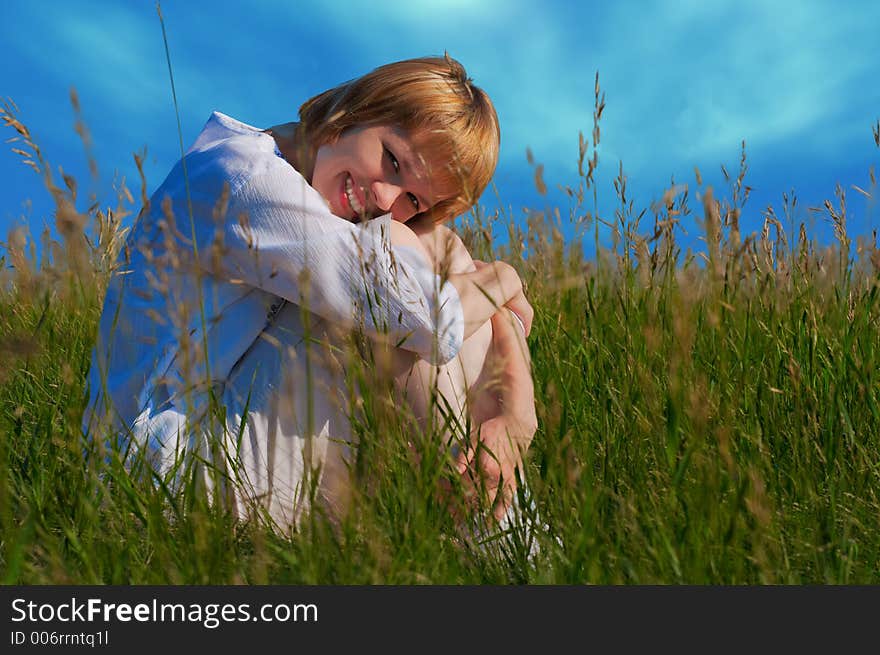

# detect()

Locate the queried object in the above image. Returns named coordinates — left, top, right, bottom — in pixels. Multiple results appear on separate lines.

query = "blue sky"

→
left=2, top=0, right=879, bottom=259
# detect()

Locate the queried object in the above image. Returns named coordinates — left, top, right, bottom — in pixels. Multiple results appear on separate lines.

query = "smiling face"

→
left=310, top=124, right=448, bottom=223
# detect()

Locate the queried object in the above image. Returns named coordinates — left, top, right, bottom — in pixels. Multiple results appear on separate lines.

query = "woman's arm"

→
left=211, top=166, right=465, bottom=365
left=456, top=306, right=537, bottom=521
left=398, top=216, right=533, bottom=340
left=449, top=262, right=533, bottom=340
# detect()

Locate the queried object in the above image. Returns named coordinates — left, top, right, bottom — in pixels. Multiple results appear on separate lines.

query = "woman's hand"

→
left=450, top=260, right=533, bottom=339
left=472, top=260, right=533, bottom=337
left=455, top=411, right=537, bottom=522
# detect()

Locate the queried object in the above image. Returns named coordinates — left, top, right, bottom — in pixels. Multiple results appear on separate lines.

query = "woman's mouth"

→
left=343, top=174, right=365, bottom=218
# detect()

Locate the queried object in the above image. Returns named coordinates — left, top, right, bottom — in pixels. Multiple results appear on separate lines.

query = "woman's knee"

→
left=412, top=222, right=475, bottom=275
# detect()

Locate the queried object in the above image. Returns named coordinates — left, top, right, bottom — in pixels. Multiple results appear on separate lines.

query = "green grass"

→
left=2, top=101, right=879, bottom=584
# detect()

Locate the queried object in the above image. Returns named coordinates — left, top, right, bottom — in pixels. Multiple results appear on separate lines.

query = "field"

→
left=2, top=92, right=880, bottom=584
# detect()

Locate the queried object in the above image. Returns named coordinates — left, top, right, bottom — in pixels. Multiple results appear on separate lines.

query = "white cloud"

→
left=4, top=0, right=878, bottom=243
left=287, top=0, right=504, bottom=29
left=11, top=4, right=167, bottom=121
left=589, top=0, right=880, bottom=172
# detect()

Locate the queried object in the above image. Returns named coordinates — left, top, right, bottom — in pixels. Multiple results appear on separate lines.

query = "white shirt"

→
left=84, top=111, right=464, bottom=439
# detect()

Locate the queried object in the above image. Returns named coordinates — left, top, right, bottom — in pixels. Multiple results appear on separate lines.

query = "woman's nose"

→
left=371, top=180, right=403, bottom=212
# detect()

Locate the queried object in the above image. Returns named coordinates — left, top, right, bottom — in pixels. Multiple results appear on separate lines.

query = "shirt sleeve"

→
left=204, top=166, right=464, bottom=366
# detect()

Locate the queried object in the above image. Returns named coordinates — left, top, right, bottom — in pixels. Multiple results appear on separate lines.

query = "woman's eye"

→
left=407, top=193, right=420, bottom=211
left=385, top=147, right=400, bottom=173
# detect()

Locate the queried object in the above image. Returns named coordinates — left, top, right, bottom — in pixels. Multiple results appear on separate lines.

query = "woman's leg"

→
left=394, top=224, right=496, bottom=444
left=219, top=303, right=353, bottom=528
left=395, top=223, right=540, bottom=552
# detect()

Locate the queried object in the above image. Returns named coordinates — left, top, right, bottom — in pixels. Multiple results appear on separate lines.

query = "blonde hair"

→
left=298, top=54, right=500, bottom=223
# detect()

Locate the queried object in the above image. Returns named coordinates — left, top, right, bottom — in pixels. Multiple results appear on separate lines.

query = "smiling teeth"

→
left=345, top=177, right=364, bottom=214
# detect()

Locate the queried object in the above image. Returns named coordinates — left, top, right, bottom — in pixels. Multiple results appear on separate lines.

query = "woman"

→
left=84, top=55, right=536, bottom=530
